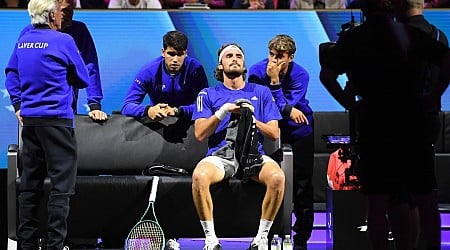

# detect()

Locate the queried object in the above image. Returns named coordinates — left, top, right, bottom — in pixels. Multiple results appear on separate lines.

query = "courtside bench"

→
left=7, top=114, right=293, bottom=248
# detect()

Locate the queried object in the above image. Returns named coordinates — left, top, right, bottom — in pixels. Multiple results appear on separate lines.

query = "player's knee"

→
left=192, top=164, right=214, bottom=186
left=268, top=168, right=285, bottom=190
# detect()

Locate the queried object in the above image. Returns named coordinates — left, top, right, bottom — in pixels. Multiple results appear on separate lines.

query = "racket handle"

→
left=149, top=176, right=159, bottom=202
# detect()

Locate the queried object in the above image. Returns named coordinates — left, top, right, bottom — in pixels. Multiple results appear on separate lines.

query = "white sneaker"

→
left=248, top=235, right=268, bottom=250
left=203, top=240, right=221, bottom=250
left=62, top=246, right=70, bottom=250
left=165, top=238, right=180, bottom=250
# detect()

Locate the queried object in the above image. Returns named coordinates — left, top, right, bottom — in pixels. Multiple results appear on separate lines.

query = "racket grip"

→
left=149, top=176, right=159, bottom=202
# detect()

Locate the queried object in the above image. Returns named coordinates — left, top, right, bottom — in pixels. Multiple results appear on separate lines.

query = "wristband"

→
left=214, top=103, right=230, bottom=121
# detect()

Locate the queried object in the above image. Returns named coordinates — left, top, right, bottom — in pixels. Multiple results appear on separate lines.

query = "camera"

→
left=319, top=11, right=363, bottom=68
left=319, top=12, right=365, bottom=189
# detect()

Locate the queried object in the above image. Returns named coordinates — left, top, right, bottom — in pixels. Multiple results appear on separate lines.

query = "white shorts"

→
left=198, top=155, right=276, bottom=178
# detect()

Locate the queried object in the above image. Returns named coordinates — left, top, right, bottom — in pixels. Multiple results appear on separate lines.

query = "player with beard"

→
left=191, top=43, right=285, bottom=250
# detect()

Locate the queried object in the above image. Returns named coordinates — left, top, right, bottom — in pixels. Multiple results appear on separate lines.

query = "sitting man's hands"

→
left=88, top=110, right=108, bottom=121
left=148, top=103, right=170, bottom=121
left=239, top=102, right=254, bottom=113
left=235, top=98, right=254, bottom=113
left=214, top=101, right=255, bottom=121
left=214, top=103, right=232, bottom=121
left=290, top=107, right=308, bottom=124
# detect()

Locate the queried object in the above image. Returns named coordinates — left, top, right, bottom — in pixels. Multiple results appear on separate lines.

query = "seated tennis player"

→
left=191, top=43, right=285, bottom=250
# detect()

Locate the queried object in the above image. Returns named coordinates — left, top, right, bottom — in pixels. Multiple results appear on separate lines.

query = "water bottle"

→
left=270, top=234, right=281, bottom=250
left=282, top=234, right=293, bottom=250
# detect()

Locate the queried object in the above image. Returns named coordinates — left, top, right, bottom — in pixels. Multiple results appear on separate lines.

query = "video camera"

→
left=319, top=11, right=363, bottom=68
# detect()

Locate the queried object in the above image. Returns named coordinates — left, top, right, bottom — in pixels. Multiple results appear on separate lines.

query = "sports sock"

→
left=200, top=220, right=218, bottom=243
left=255, top=219, right=272, bottom=240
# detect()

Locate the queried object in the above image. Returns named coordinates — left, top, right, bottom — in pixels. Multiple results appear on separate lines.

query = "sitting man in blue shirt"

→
left=191, top=43, right=285, bottom=250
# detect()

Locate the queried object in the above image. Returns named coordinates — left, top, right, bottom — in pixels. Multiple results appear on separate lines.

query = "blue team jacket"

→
left=248, top=58, right=313, bottom=142
left=5, top=21, right=103, bottom=112
left=5, top=26, right=89, bottom=124
left=121, top=56, right=208, bottom=119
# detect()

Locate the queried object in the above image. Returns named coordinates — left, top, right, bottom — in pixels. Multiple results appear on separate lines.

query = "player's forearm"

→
left=256, top=120, right=279, bottom=141
left=194, top=117, right=220, bottom=142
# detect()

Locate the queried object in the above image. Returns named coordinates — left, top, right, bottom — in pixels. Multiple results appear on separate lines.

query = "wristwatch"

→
left=173, top=107, right=180, bottom=117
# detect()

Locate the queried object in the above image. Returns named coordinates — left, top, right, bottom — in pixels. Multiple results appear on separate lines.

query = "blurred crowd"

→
left=2, top=0, right=448, bottom=9
left=1, top=0, right=449, bottom=9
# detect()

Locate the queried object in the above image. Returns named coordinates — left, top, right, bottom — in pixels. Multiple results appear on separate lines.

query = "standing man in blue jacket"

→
left=121, top=30, right=209, bottom=122
left=249, top=34, right=314, bottom=250
left=4, top=0, right=89, bottom=248
left=5, top=0, right=107, bottom=121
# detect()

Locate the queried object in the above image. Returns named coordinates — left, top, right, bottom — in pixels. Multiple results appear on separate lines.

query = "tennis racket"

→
left=124, top=176, right=165, bottom=250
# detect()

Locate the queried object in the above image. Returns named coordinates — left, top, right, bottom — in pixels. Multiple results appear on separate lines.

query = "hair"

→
left=63, top=0, right=76, bottom=9
left=403, top=0, right=424, bottom=10
left=28, top=0, right=59, bottom=25
left=163, top=30, right=188, bottom=51
left=214, top=43, right=247, bottom=82
left=268, top=34, right=297, bottom=55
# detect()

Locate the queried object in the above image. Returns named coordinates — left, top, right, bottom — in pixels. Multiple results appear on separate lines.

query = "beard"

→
left=224, top=68, right=243, bottom=80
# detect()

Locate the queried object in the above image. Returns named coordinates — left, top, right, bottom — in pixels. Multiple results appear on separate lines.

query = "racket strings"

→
left=126, top=221, right=164, bottom=250
left=125, top=177, right=164, bottom=250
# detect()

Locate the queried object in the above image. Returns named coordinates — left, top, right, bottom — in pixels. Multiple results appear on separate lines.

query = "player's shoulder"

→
left=140, top=56, right=164, bottom=70
left=184, top=57, right=206, bottom=72
left=185, top=56, right=203, bottom=65
left=249, top=58, right=268, bottom=71
left=195, top=86, right=213, bottom=103
left=290, top=62, right=310, bottom=78
left=198, top=84, right=221, bottom=96
left=247, top=82, right=271, bottom=94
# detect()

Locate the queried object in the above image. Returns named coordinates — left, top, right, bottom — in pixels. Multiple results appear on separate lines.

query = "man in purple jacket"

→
left=5, top=0, right=107, bottom=121
left=249, top=34, right=314, bottom=250
left=121, top=30, right=209, bottom=122
left=4, top=0, right=89, bottom=248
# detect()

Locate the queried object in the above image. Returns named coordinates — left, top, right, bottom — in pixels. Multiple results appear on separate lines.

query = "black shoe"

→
left=294, top=243, right=307, bottom=250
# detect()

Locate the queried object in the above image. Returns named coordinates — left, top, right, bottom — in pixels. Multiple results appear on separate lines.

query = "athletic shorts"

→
left=198, top=155, right=276, bottom=179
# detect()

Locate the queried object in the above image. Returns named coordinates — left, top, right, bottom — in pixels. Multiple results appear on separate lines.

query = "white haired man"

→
left=4, top=0, right=89, bottom=249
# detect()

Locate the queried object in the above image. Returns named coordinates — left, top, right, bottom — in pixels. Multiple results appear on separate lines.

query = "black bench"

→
left=7, top=114, right=293, bottom=248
